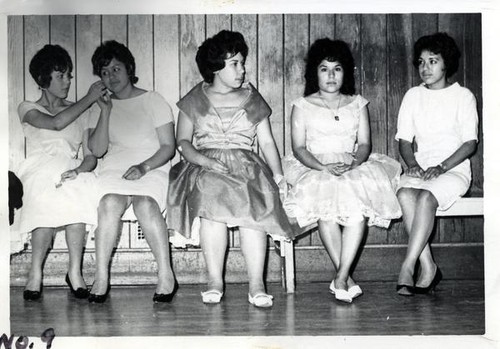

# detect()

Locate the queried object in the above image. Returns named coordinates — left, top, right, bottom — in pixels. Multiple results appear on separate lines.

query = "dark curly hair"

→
left=196, top=30, right=248, bottom=83
left=29, top=44, right=73, bottom=89
left=304, top=38, right=355, bottom=96
left=413, top=32, right=461, bottom=78
left=91, top=40, right=138, bottom=84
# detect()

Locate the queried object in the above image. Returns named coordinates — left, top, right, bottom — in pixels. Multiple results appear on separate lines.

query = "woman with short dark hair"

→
left=395, top=33, right=478, bottom=296
left=18, top=44, right=106, bottom=300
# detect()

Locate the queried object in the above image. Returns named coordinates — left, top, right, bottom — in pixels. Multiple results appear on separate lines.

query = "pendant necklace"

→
left=318, top=93, right=342, bottom=121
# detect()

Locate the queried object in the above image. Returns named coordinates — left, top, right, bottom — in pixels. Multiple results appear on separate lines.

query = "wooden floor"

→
left=10, top=280, right=484, bottom=337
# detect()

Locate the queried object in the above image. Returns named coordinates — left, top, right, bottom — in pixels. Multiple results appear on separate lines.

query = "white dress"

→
left=88, top=91, right=174, bottom=211
left=395, top=83, right=478, bottom=210
left=283, top=96, right=402, bottom=228
left=16, top=102, right=98, bottom=236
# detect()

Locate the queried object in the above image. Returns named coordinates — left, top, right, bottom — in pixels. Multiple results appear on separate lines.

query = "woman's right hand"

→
left=87, top=81, right=108, bottom=102
left=323, top=162, right=350, bottom=176
left=204, top=158, right=229, bottom=174
left=96, top=94, right=112, bottom=113
left=406, top=164, right=424, bottom=178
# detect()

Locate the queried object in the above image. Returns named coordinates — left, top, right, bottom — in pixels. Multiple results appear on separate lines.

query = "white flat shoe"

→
left=348, top=285, right=363, bottom=299
left=248, top=293, right=273, bottom=308
left=201, top=289, right=223, bottom=304
left=329, top=280, right=352, bottom=303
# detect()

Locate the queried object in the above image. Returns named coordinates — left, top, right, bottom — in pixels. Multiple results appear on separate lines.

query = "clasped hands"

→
left=321, top=162, right=355, bottom=176
left=406, top=164, right=444, bottom=180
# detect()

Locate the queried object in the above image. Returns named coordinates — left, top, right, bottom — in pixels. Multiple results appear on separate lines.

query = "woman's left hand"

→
left=122, top=164, right=147, bottom=180
left=60, top=169, right=78, bottom=182
left=422, top=165, right=445, bottom=181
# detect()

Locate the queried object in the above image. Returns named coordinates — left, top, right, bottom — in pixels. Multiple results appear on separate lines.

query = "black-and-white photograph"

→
left=1, top=1, right=499, bottom=348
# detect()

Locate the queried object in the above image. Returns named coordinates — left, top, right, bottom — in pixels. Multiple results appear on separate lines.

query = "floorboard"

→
left=10, top=280, right=484, bottom=337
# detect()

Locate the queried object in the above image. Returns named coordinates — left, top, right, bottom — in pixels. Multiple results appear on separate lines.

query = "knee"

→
left=132, top=196, right=160, bottom=218
left=417, top=190, right=438, bottom=208
left=98, top=194, right=127, bottom=218
left=397, top=188, right=415, bottom=203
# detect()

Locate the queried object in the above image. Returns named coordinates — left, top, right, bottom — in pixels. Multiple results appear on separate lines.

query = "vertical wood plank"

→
left=102, top=15, right=127, bottom=44
left=309, top=14, right=335, bottom=42
left=258, top=14, right=284, bottom=155
left=206, top=14, right=231, bottom=38
left=411, top=14, right=438, bottom=85
left=24, top=16, right=50, bottom=102
left=75, top=15, right=101, bottom=102
left=50, top=15, right=76, bottom=102
left=336, top=15, right=361, bottom=93
left=232, top=14, right=258, bottom=87
left=361, top=14, right=388, bottom=244
left=438, top=14, right=465, bottom=86
left=128, top=15, right=154, bottom=91
left=8, top=16, right=25, bottom=172
left=386, top=14, right=413, bottom=244
left=464, top=13, right=483, bottom=197
left=154, top=15, right=180, bottom=166
left=179, top=15, right=205, bottom=96
left=283, top=14, right=308, bottom=156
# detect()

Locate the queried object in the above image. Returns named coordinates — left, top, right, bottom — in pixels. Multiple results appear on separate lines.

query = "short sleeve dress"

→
left=16, top=101, right=98, bottom=236
left=167, top=82, right=294, bottom=244
left=395, top=83, right=478, bottom=210
left=283, top=95, right=402, bottom=228
left=88, top=91, right=174, bottom=211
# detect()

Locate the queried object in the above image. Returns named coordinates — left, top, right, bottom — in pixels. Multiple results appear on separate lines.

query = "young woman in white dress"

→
left=18, top=44, right=106, bottom=300
left=88, top=40, right=177, bottom=303
left=395, top=32, right=478, bottom=296
left=283, top=39, right=402, bottom=303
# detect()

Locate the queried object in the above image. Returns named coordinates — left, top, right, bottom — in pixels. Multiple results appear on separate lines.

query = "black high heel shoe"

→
left=414, top=267, right=442, bottom=294
left=65, top=274, right=90, bottom=299
left=88, top=284, right=111, bottom=304
left=153, top=280, right=179, bottom=303
left=23, top=288, right=42, bottom=301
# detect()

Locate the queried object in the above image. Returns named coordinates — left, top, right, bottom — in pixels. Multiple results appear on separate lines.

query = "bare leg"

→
left=65, top=223, right=87, bottom=289
left=397, top=188, right=435, bottom=289
left=25, top=228, right=54, bottom=291
left=398, top=189, right=438, bottom=289
left=318, top=220, right=356, bottom=288
left=199, top=218, right=228, bottom=293
left=239, top=227, right=268, bottom=296
left=132, top=195, right=175, bottom=294
left=334, top=221, right=366, bottom=291
left=90, top=194, right=129, bottom=295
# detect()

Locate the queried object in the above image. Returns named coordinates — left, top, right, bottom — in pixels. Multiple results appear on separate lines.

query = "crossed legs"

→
left=397, top=188, right=439, bottom=294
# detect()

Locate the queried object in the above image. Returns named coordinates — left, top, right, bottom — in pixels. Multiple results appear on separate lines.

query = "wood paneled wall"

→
left=8, top=14, right=483, bottom=246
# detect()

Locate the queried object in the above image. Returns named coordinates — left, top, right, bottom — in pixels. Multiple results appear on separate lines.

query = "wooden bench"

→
left=279, top=197, right=484, bottom=293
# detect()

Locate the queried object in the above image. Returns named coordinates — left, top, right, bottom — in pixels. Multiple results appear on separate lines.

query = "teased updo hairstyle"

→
left=91, top=40, right=138, bottom=84
left=29, top=44, right=73, bottom=89
left=413, top=32, right=461, bottom=78
left=196, top=30, right=248, bottom=84
left=304, top=38, right=355, bottom=96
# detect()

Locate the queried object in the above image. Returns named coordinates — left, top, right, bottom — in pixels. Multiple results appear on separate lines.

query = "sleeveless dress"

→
left=283, top=96, right=402, bottom=228
left=88, top=91, right=174, bottom=211
left=167, top=82, right=294, bottom=245
left=15, top=102, right=98, bottom=238
left=395, top=83, right=478, bottom=210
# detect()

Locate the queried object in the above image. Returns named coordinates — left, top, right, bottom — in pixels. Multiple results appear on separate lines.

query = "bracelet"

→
left=438, top=163, right=446, bottom=172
